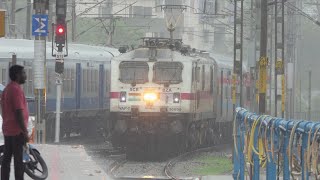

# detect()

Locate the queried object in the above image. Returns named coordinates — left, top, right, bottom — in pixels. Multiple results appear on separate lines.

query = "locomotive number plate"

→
left=168, top=107, right=182, bottom=112
left=162, top=88, right=172, bottom=92
left=119, top=106, right=130, bottom=111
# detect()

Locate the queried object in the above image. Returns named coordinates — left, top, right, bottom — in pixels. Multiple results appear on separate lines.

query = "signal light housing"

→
left=55, top=23, right=66, bottom=48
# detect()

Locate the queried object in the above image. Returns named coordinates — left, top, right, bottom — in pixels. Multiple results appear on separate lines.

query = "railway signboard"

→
left=259, top=57, right=268, bottom=94
left=232, top=74, right=237, bottom=104
left=32, top=14, right=48, bottom=36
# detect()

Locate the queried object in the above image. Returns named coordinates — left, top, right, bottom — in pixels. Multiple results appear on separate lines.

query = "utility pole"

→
left=26, top=0, right=31, bottom=39
left=259, top=0, right=268, bottom=114
left=286, top=0, right=297, bottom=119
left=254, top=0, right=261, bottom=114
left=233, top=0, right=244, bottom=112
left=33, top=0, right=49, bottom=144
left=48, top=0, right=54, bottom=41
left=274, top=0, right=285, bottom=118
left=308, top=70, right=311, bottom=120
left=268, top=7, right=274, bottom=115
left=71, top=0, right=76, bottom=42
left=10, top=0, right=16, bottom=38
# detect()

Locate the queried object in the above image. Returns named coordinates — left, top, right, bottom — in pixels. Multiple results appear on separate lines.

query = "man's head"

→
left=9, top=65, right=27, bottom=84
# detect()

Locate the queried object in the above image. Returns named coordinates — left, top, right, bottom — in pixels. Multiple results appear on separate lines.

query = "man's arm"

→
left=16, top=109, right=27, bottom=134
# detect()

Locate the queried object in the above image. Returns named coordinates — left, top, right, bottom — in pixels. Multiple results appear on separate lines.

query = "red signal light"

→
left=58, top=27, right=64, bottom=33
left=56, top=25, right=65, bottom=34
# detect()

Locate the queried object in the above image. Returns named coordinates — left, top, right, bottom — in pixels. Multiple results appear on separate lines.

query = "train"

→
left=0, top=38, right=119, bottom=140
left=109, top=37, right=250, bottom=159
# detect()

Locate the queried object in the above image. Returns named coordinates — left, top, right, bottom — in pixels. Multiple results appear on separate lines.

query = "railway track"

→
left=108, top=144, right=230, bottom=180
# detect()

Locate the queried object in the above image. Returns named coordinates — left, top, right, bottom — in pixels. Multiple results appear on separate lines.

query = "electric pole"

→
left=308, top=70, right=311, bottom=120
left=48, top=0, right=54, bottom=41
left=254, top=0, right=261, bottom=114
left=233, top=0, right=244, bottom=113
left=286, top=0, right=298, bottom=119
left=274, top=0, right=285, bottom=118
left=259, top=0, right=268, bottom=114
left=71, top=0, right=76, bottom=42
left=33, top=0, right=49, bottom=144
left=26, top=0, right=31, bottom=39
left=10, top=0, right=16, bottom=38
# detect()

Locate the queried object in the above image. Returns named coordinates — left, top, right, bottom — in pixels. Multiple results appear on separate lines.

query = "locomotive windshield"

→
left=153, top=62, right=183, bottom=84
left=119, top=61, right=149, bottom=84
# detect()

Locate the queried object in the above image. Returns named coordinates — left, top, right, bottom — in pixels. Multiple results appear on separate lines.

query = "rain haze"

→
left=0, top=0, right=319, bottom=180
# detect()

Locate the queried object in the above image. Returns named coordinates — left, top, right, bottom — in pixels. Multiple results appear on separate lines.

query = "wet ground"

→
left=59, top=135, right=233, bottom=179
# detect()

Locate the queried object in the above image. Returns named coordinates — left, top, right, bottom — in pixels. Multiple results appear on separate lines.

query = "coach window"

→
left=27, top=68, right=33, bottom=96
left=88, top=69, right=92, bottom=93
left=92, top=69, right=96, bottom=93
left=90, top=69, right=94, bottom=93
left=71, top=69, right=75, bottom=93
left=87, top=69, right=91, bottom=93
left=94, top=70, right=98, bottom=93
left=86, top=69, right=89, bottom=94
left=47, top=68, right=53, bottom=94
left=202, top=65, right=205, bottom=90
left=210, top=66, right=214, bottom=94
left=83, top=69, right=87, bottom=94
left=105, top=70, right=109, bottom=93
left=195, top=67, right=200, bottom=82
left=91, top=69, right=94, bottom=93
left=63, top=69, right=67, bottom=92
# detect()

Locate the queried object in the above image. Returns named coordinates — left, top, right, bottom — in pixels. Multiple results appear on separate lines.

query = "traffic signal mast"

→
left=52, top=0, right=67, bottom=143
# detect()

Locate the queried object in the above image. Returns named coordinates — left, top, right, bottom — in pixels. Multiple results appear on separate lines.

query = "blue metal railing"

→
left=233, top=107, right=320, bottom=180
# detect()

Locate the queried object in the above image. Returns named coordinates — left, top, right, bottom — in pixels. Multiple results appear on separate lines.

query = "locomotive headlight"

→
left=143, top=92, right=158, bottom=102
left=173, top=93, right=180, bottom=103
left=120, top=91, right=127, bottom=102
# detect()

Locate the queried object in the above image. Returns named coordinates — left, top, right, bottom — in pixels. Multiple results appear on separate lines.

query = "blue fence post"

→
left=239, top=114, right=245, bottom=180
left=282, top=120, right=292, bottom=180
left=253, top=115, right=260, bottom=180
left=232, top=109, right=320, bottom=180
left=301, top=122, right=311, bottom=180
left=233, top=112, right=241, bottom=180
left=266, top=117, right=277, bottom=180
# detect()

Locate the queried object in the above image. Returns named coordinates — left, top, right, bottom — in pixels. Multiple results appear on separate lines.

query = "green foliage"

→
left=192, top=155, right=233, bottom=175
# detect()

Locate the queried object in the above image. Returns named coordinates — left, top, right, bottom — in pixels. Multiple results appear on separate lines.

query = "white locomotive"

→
left=110, top=38, right=248, bottom=159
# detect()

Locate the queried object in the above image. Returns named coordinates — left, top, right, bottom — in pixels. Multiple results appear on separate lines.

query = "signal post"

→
left=33, top=0, right=49, bottom=144
left=53, top=0, right=67, bottom=143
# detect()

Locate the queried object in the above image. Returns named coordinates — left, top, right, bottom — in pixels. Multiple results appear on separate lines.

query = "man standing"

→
left=1, top=65, right=29, bottom=180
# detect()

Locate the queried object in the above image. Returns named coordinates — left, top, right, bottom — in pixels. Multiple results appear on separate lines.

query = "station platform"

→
left=8, top=144, right=111, bottom=180
left=7, top=144, right=237, bottom=180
